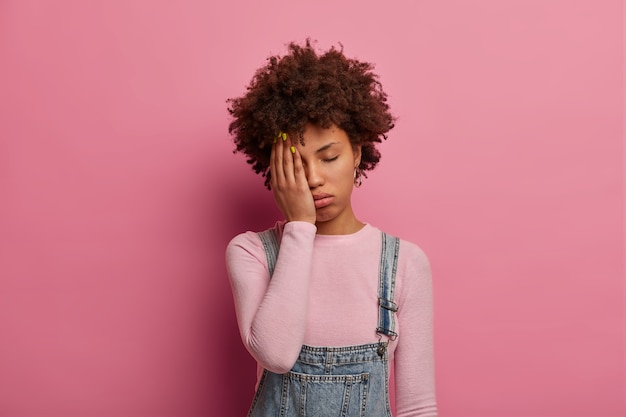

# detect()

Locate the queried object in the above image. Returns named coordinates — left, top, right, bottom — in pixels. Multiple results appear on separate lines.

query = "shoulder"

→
left=370, top=226, right=430, bottom=268
left=382, top=234, right=433, bottom=307
left=227, top=220, right=319, bottom=254
left=225, top=221, right=284, bottom=263
left=398, top=238, right=431, bottom=269
left=398, top=239, right=432, bottom=294
left=227, top=221, right=284, bottom=248
left=371, top=227, right=432, bottom=285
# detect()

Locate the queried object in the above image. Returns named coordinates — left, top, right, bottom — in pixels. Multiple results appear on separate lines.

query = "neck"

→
left=315, top=210, right=364, bottom=235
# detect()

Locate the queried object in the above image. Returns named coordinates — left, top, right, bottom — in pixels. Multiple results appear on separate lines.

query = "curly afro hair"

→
left=227, top=39, right=395, bottom=188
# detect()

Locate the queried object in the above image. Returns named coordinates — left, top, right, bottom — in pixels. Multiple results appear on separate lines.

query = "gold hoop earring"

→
left=354, top=168, right=363, bottom=188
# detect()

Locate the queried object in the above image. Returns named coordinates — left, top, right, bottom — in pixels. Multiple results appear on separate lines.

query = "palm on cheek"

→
left=269, top=134, right=316, bottom=225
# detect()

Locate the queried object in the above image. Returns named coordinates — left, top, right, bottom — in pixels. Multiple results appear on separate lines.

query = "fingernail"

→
left=282, top=133, right=287, bottom=141
left=273, top=137, right=277, bottom=144
left=290, top=146, right=296, bottom=154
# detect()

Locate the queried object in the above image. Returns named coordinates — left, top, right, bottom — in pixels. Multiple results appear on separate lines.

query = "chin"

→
left=315, top=213, right=336, bottom=224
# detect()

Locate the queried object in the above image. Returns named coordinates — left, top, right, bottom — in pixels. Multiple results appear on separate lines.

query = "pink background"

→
left=0, top=1, right=623, bottom=416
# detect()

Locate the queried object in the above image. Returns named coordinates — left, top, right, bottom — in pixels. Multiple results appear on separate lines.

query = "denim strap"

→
left=257, top=229, right=279, bottom=278
left=376, top=232, right=400, bottom=340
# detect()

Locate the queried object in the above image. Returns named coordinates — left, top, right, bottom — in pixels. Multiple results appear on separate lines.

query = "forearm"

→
left=226, top=222, right=316, bottom=373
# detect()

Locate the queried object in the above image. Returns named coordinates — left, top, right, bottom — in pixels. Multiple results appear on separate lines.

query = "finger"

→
left=291, top=146, right=308, bottom=189
left=273, top=133, right=285, bottom=185
left=282, top=134, right=295, bottom=184
left=269, top=139, right=277, bottom=189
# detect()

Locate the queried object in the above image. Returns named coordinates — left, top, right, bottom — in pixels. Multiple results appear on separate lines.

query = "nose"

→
left=305, top=163, right=324, bottom=189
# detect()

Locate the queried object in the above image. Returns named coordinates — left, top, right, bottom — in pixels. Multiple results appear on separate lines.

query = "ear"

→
left=352, top=145, right=362, bottom=168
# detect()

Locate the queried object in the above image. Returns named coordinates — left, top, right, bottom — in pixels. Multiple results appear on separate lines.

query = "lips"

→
left=312, top=193, right=334, bottom=209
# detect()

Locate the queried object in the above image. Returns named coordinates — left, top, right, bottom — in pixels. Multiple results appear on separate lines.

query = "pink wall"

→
left=0, top=1, right=623, bottom=416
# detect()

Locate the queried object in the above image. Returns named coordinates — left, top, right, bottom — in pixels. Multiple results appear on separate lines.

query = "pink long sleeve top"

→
left=226, top=221, right=437, bottom=417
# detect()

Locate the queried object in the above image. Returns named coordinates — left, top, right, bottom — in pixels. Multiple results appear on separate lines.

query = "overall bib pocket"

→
left=285, top=371, right=370, bottom=417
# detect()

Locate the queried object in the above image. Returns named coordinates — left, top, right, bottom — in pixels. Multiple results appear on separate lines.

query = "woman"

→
left=226, top=40, right=437, bottom=417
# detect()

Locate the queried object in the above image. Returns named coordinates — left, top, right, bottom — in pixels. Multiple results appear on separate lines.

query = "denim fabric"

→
left=376, top=233, right=400, bottom=340
left=248, top=343, right=392, bottom=417
left=250, top=229, right=400, bottom=417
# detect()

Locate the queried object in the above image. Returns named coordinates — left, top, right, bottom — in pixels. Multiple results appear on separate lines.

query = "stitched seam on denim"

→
left=298, top=358, right=385, bottom=368
left=297, top=357, right=382, bottom=367
left=360, top=374, right=369, bottom=417
left=341, top=379, right=352, bottom=417
left=299, top=343, right=381, bottom=353
left=300, top=378, right=307, bottom=417
left=287, top=371, right=370, bottom=382
left=383, top=359, right=392, bottom=417
left=280, top=373, right=289, bottom=417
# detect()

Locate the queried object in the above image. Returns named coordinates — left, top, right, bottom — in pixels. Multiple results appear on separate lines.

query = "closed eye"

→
left=323, top=156, right=339, bottom=163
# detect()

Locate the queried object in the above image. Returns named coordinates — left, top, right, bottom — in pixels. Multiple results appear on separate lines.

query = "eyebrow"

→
left=315, top=142, right=340, bottom=153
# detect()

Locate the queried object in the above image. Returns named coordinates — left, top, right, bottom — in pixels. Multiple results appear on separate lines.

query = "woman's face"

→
left=293, top=123, right=362, bottom=234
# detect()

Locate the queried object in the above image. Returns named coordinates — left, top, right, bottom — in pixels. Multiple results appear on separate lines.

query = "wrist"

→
left=287, top=218, right=316, bottom=226
left=284, top=220, right=317, bottom=231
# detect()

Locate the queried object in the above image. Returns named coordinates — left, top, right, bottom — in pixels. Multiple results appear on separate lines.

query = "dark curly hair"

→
left=227, top=39, right=395, bottom=188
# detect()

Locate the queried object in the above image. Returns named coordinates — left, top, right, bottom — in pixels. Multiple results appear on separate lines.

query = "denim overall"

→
left=249, top=229, right=400, bottom=417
